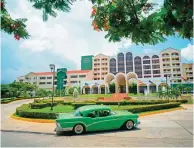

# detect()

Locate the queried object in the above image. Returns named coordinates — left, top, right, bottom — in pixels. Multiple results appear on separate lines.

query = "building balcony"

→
left=163, top=66, right=171, bottom=69
left=187, top=74, right=193, bottom=77
left=162, top=61, right=170, bottom=63
left=186, top=69, right=193, bottom=72
left=171, top=60, right=180, bottom=63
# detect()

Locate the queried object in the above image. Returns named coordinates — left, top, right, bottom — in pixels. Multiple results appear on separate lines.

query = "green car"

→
left=55, top=105, right=140, bottom=135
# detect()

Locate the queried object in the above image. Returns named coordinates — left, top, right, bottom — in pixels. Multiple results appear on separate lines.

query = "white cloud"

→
left=8, top=0, right=127, bottom=69
left=181, top=44, right=194, bottom=61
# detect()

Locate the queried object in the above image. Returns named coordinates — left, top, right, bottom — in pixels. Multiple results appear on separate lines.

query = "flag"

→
left=149, top=80, right=154, bottom=84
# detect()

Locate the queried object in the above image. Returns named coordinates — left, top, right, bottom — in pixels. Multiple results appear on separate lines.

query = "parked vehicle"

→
left=55, top=105, right=140, bottom=135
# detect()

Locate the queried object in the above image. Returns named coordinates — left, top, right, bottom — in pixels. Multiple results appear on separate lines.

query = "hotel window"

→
left=152, top=65, right=160, bottom=69
left=152, top=55, right=159, bottom=59
left=144, top=75, right=151, bottom=78
left=47, top=82, right=52, bottom=84
left=126, top=52, right=133, bottom=73
left=47, top=77, right=52, bottom=79
left=117, top=53, right=125, bottom=73
left=153, top=70, right=160, bottom=74
left=153, top=75, right=161, bottom=77
left=39, top=82, right=45, bottom=85
left=144, top=70, right=151, bottom=74
left=109, top=58, right=116, bottom=74
left=134, top=56, right=142, bottom=78
left=40, top=77, right=46, bottom=79
left=143, top=60, right=150, bottom=64
left=79, top=75, right=86, bottom=78
left=143, top=65, right=151, bottom=69
left=71, top=75, right=78, bottom=78
left=70, top=81, right=77, bottom=84
left=152, top=59, right=159, bottom=64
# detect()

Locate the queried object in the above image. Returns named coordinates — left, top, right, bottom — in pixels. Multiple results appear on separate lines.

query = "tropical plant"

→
left=73, top=88, right=79, bottom=98
left=185, top=87, right=192, bottom=94
left=109, top=82, right=115, bottom=93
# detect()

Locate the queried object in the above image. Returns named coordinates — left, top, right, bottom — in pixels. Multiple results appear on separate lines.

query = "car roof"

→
left=79, top=105, right=110, bottom=115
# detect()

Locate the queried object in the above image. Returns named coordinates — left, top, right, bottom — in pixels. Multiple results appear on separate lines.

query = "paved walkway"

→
left=1, top=99, right=193, bottom=147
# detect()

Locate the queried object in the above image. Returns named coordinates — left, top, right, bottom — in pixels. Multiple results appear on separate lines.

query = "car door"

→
left=88, top=109, right=120, bottom=131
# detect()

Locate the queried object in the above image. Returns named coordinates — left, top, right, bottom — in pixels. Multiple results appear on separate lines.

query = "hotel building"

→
left=16, top=48, right=193, bottom=94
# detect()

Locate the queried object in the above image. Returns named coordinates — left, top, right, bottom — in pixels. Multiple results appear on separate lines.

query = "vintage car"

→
left=55, top=105, right=140, bottom=135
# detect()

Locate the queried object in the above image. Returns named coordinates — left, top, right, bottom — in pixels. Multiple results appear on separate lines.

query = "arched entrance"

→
left=158, top=83, right=168, bottom=91
left=127, top=72, right=138, bottom=94
left=104, top=73, right=115, bottom=93
left=149, top=83, right=157, bottom=93
left=115, top=73, right=126, bottom=93
left=100, top=85, right=105, bottom=94
left=92, top=85, right=98, bottom=94
left=139, top=84, right=147, bottom=94
left=82, top=85, right=90, bottom=94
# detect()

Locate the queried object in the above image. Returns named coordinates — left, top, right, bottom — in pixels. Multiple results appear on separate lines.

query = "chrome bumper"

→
left=135, top=121, right=140, bottom=127
left=55, top=123, right=72, bottom=132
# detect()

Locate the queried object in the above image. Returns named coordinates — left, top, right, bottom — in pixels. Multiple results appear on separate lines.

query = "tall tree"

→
left=1, top=0, right=193, bottom=44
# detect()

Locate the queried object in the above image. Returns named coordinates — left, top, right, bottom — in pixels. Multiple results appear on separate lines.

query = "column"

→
left=156, top=85, right=159, bottom=92
left=126, top=80, right=128, bottom=94
left=115, top=83, right=118, bottom=93
left=105, top=85, right=107, bottom=94
left=107, top=84, right=110, bottom=93
left=147, top=85, right=150, bottom=94
left=90, top=88, right=92, bottom=94
left=137, top=85, right=139, bottom=93
left=99, top=87, right=101, bottom=94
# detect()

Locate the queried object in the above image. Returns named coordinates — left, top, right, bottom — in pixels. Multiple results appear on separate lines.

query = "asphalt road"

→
left=1, top=99, right=193, bottom=147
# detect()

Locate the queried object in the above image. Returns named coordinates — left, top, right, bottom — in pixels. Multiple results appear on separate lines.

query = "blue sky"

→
left=1, top=0, right=193, bottom=84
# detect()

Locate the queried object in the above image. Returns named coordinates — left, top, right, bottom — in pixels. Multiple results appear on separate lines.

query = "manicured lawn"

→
left=26, top=104, right=149, bottom=113
left=186, top=99, right=193, bottom=104
left=27, top=105, right=74, bottom=113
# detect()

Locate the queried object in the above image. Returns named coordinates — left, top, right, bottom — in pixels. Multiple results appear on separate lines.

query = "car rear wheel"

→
left=73, top=124, right=84, bottom=135
left=125, top=120, right=134, bottom=130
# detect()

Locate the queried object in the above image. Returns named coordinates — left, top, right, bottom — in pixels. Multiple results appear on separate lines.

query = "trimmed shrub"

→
left=60, top=102, right=72, bottom=105
left=72, top=103, right=96, bottom=109
left=29, top=102, right=57, bottom=109
left=18, top=111, right=56, bottom=119
left=115, top=102, right=181, bottom=113
left=170, top=99, right=188, bottom=104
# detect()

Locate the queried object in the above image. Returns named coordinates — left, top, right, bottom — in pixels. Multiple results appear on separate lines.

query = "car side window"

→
left=87, top=111, right=97, bottom=118
left=99, top=110, right=110, bottom=117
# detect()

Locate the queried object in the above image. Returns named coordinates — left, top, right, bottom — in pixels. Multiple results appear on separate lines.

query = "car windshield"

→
left=73, top=109, right=81, bottom=116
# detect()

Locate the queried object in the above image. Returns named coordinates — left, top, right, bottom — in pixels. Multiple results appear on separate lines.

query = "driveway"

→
left=1, top=99, right=193, bottom=147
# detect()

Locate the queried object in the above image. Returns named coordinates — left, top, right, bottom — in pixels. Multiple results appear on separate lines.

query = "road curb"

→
left=139, top=107, right=184, bottom=117
left=11, top=114, right=55, bottom=123
left=1, top=98, right=34, bottom=104
left=11, top=107, right=184, bottom=123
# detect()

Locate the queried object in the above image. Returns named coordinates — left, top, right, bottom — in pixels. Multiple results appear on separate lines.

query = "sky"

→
left=1, top=0, right=193, bottom=84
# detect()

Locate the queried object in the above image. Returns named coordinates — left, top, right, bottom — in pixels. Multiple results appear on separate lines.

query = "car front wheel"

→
left=125, top=120, right=134, bottom=130
left=73, top=124, right=84, bottom=135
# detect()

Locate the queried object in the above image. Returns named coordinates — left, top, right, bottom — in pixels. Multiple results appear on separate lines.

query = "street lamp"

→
left=49, top=64, right=55, bottom=111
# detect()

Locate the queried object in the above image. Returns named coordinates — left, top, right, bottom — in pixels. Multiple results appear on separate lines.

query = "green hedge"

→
left=170, top=99, right=188, bottom=104
left=115, top=102, right=181, bottom=113
left=96, top=100, right=169, bottom=105
left=72, top=103, right=96, bottom=109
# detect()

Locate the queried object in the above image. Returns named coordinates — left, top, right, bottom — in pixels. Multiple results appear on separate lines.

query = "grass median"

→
left=15, top=102, right=181, bottom=120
